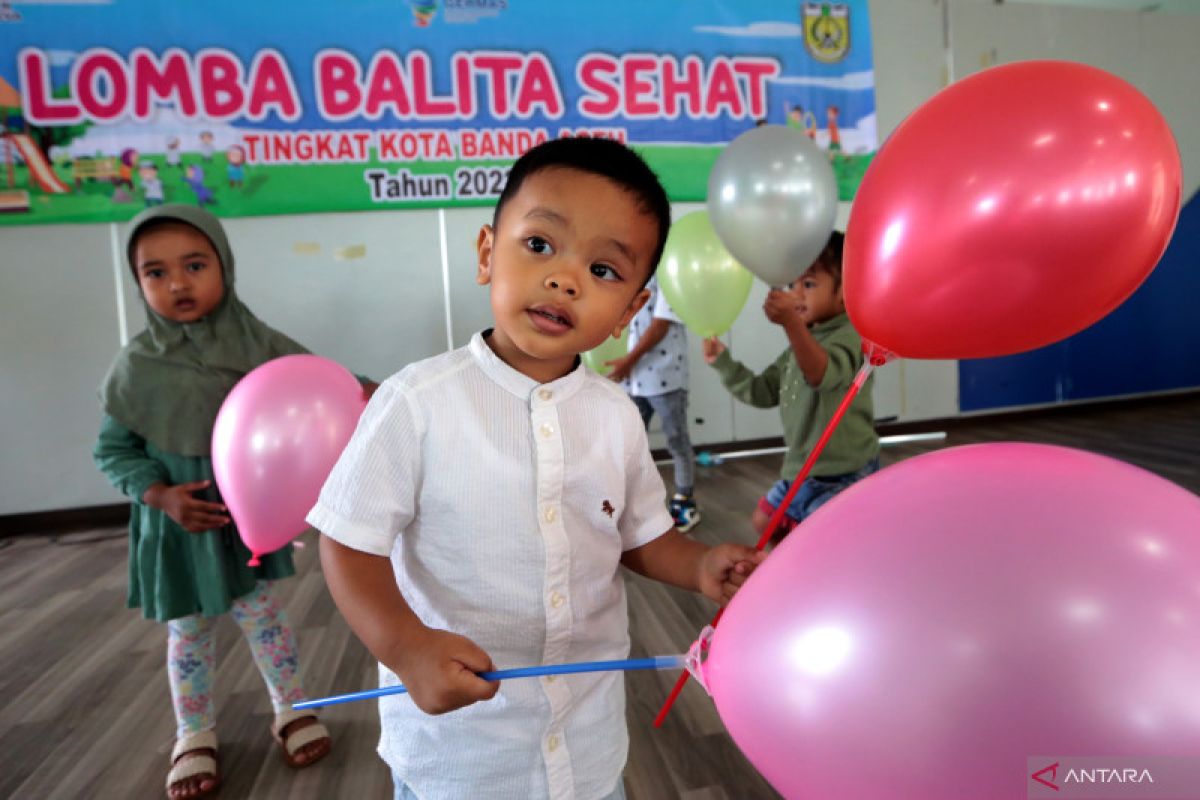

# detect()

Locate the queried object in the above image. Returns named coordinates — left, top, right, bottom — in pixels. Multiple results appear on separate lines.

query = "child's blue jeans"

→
left=758, top=456, right=881, bottom=532
left=632, top=389, right=695, bottom=495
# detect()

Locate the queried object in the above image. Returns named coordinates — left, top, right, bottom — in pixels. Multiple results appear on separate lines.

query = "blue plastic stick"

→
left=292, top=654, right=686, bottom=710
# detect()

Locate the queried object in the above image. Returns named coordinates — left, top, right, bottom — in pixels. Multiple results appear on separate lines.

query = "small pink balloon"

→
left=212, top=355, right=365, bottom=566
left=703, top=443, right=1200, bottom=799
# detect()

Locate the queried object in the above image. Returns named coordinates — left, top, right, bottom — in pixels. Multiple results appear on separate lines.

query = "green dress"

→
left=94, top=414, right=295, bottom=622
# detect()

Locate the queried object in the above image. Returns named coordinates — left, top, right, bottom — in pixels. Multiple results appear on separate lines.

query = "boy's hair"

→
left=809, top=230, right=845, bottom=286
left=493, top=137, right=671, bottom=283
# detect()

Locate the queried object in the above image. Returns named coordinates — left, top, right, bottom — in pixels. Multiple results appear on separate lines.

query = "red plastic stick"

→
left=653, top=346, right=889, bottom=728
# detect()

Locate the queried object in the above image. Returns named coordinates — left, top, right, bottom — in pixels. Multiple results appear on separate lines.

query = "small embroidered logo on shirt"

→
left=602, top=500, right=615, bottom=517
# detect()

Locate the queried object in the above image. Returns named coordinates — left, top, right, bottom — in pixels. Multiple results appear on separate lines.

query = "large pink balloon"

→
left=212, top=355, right=365, bottom=565
left=844, top=60, right=1182, bottom=359
left=704, top=443, right=1200, bottom=799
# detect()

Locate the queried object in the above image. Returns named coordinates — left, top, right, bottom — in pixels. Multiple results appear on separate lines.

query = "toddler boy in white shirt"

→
left=309, top=137, right=763, bottom=800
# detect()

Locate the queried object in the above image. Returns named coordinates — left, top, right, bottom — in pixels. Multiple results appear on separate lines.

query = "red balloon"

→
left=844, top=61, right=1181, bottom=359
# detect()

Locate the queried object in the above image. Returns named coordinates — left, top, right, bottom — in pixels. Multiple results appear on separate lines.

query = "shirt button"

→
left=539, top=422, right=555, bottom=438
left=543, top=507, right=557, bottom=523
left=550, top=591, right=565, bottom=608
left=538, top=388, right=552, bottom=401
left=547, top=734, right=560, bottom=752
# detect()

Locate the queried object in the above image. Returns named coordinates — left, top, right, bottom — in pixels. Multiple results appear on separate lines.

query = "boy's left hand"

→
left=698, top=544, right=767, bottom=606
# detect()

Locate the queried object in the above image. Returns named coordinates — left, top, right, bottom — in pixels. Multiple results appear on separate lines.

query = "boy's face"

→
left=476, top=167, right=657, bottom=383
left=785, top=265, right=845, bottom=326
left=133, top=222, right=225, bottom=323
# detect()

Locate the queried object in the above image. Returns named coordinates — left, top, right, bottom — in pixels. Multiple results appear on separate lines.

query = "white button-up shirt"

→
left=308, top=332, right=673, bottom=800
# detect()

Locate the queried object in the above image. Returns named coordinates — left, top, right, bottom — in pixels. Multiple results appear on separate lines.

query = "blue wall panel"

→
left=961, top=192, right=1200, bottom=411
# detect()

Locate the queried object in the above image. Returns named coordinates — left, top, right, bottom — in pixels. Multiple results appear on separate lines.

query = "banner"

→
left=0, top=0, right=875, bottom=225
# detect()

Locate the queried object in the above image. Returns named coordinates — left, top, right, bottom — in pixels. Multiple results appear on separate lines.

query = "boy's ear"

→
left=475, top=224, right=495, bottom=285
left=613, top=288, right=651, bottom=336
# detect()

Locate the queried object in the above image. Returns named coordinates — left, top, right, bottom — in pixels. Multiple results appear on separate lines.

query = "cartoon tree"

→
left=0, top=77, right=91, bottom=162
left=24, top=87, right=92, bottom=161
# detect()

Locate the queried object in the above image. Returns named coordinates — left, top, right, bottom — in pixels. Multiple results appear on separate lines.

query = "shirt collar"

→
left=469, top=330, right=587, bottom=403
left=811, top=312, right=850, bottom=337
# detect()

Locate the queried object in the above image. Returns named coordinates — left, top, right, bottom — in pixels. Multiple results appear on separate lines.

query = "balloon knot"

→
left=684, top=625, right=716, bottom=695
left=862, top=340, right=897, bottom=367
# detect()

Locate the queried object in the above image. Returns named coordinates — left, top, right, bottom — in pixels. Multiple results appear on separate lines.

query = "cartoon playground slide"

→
left=10, top=133, right=69, bottom=193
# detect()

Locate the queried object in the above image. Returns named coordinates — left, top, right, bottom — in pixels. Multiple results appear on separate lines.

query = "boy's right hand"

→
left=391, top=627, right=501, bottom=715
left=702, top=337, right=726, bottom=365
left=763, top=289, right=803, bottom=327
left=142, top=480, right=231, bottom=532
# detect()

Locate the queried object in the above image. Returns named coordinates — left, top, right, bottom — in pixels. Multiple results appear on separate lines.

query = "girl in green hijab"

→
left=93, top=205, right=343, bottom=800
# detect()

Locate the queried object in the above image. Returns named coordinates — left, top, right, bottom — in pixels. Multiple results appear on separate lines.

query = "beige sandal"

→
left=166, top=730, right=220, bottom=799
left=271, top=709, right=332, bottom=769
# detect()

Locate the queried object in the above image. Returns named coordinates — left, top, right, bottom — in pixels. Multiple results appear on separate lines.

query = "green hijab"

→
left=99, top=204, right=308, bottom=457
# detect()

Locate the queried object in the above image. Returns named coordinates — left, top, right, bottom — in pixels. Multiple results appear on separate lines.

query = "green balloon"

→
left=581, top=329, right=629, bottom=375
left=658, top=211, right=754, bottom=337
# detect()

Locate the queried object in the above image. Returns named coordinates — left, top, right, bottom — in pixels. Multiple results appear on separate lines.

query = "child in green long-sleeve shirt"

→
left=703, top=232, right=879, bottom=544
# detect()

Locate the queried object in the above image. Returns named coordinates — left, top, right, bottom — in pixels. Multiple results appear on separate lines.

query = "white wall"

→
left=2, top=0, right=1197, bottom=515
left=1, top=224, right=124, bottom=511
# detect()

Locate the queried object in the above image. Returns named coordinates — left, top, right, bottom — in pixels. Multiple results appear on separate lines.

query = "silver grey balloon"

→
left=706, top=125, right=838, bottom=287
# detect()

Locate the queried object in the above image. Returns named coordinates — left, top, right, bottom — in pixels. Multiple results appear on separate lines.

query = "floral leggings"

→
left=167, top=580, right=306, bottom=738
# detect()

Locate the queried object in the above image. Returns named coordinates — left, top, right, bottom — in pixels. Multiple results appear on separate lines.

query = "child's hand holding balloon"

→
left=762, top=289, right=802, bottom=328
left=697, top=544, right=766, bottom=607
left=701, top=337, right=726, bottom=365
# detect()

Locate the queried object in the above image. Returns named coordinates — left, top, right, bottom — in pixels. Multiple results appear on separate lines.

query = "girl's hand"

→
left=389, top=627, right=501, bottom=715
left=702, top=337, right=726, bottom=365
left=143, top=480, right=231, bottom=533
left=697, top=543, right=766, bottom=606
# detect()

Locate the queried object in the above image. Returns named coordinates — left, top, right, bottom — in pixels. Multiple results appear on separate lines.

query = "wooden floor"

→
left=2, top=392, right=1197, bottom=800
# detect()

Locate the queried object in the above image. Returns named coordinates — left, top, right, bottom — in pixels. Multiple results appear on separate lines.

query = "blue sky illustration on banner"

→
left=0, top=0, right=874, bottom=221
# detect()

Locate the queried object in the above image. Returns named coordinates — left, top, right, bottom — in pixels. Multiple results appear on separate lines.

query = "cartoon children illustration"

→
left=408, top=0, right=436, bottom=26
left=826, top=104, right=842, bottom=158
left=199, top=131, right=215, bottom=162
left=184, top=164, right=215, bottom=207
left=226, top=145, right=246, bottom=189
left=139, top=161, right=164, bottom=206
left=166, top=137, right=182, bottom=169
left=115, top=148, right=139, bottom=189
left=786, top=104, right=818, bottom=140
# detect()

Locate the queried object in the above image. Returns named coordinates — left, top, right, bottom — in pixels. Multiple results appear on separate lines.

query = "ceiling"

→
left=1004, top=0, right=1200, bottom=15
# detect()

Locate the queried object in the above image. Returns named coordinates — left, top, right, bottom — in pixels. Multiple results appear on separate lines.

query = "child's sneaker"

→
left=669, top=494, right=701, bottom=533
